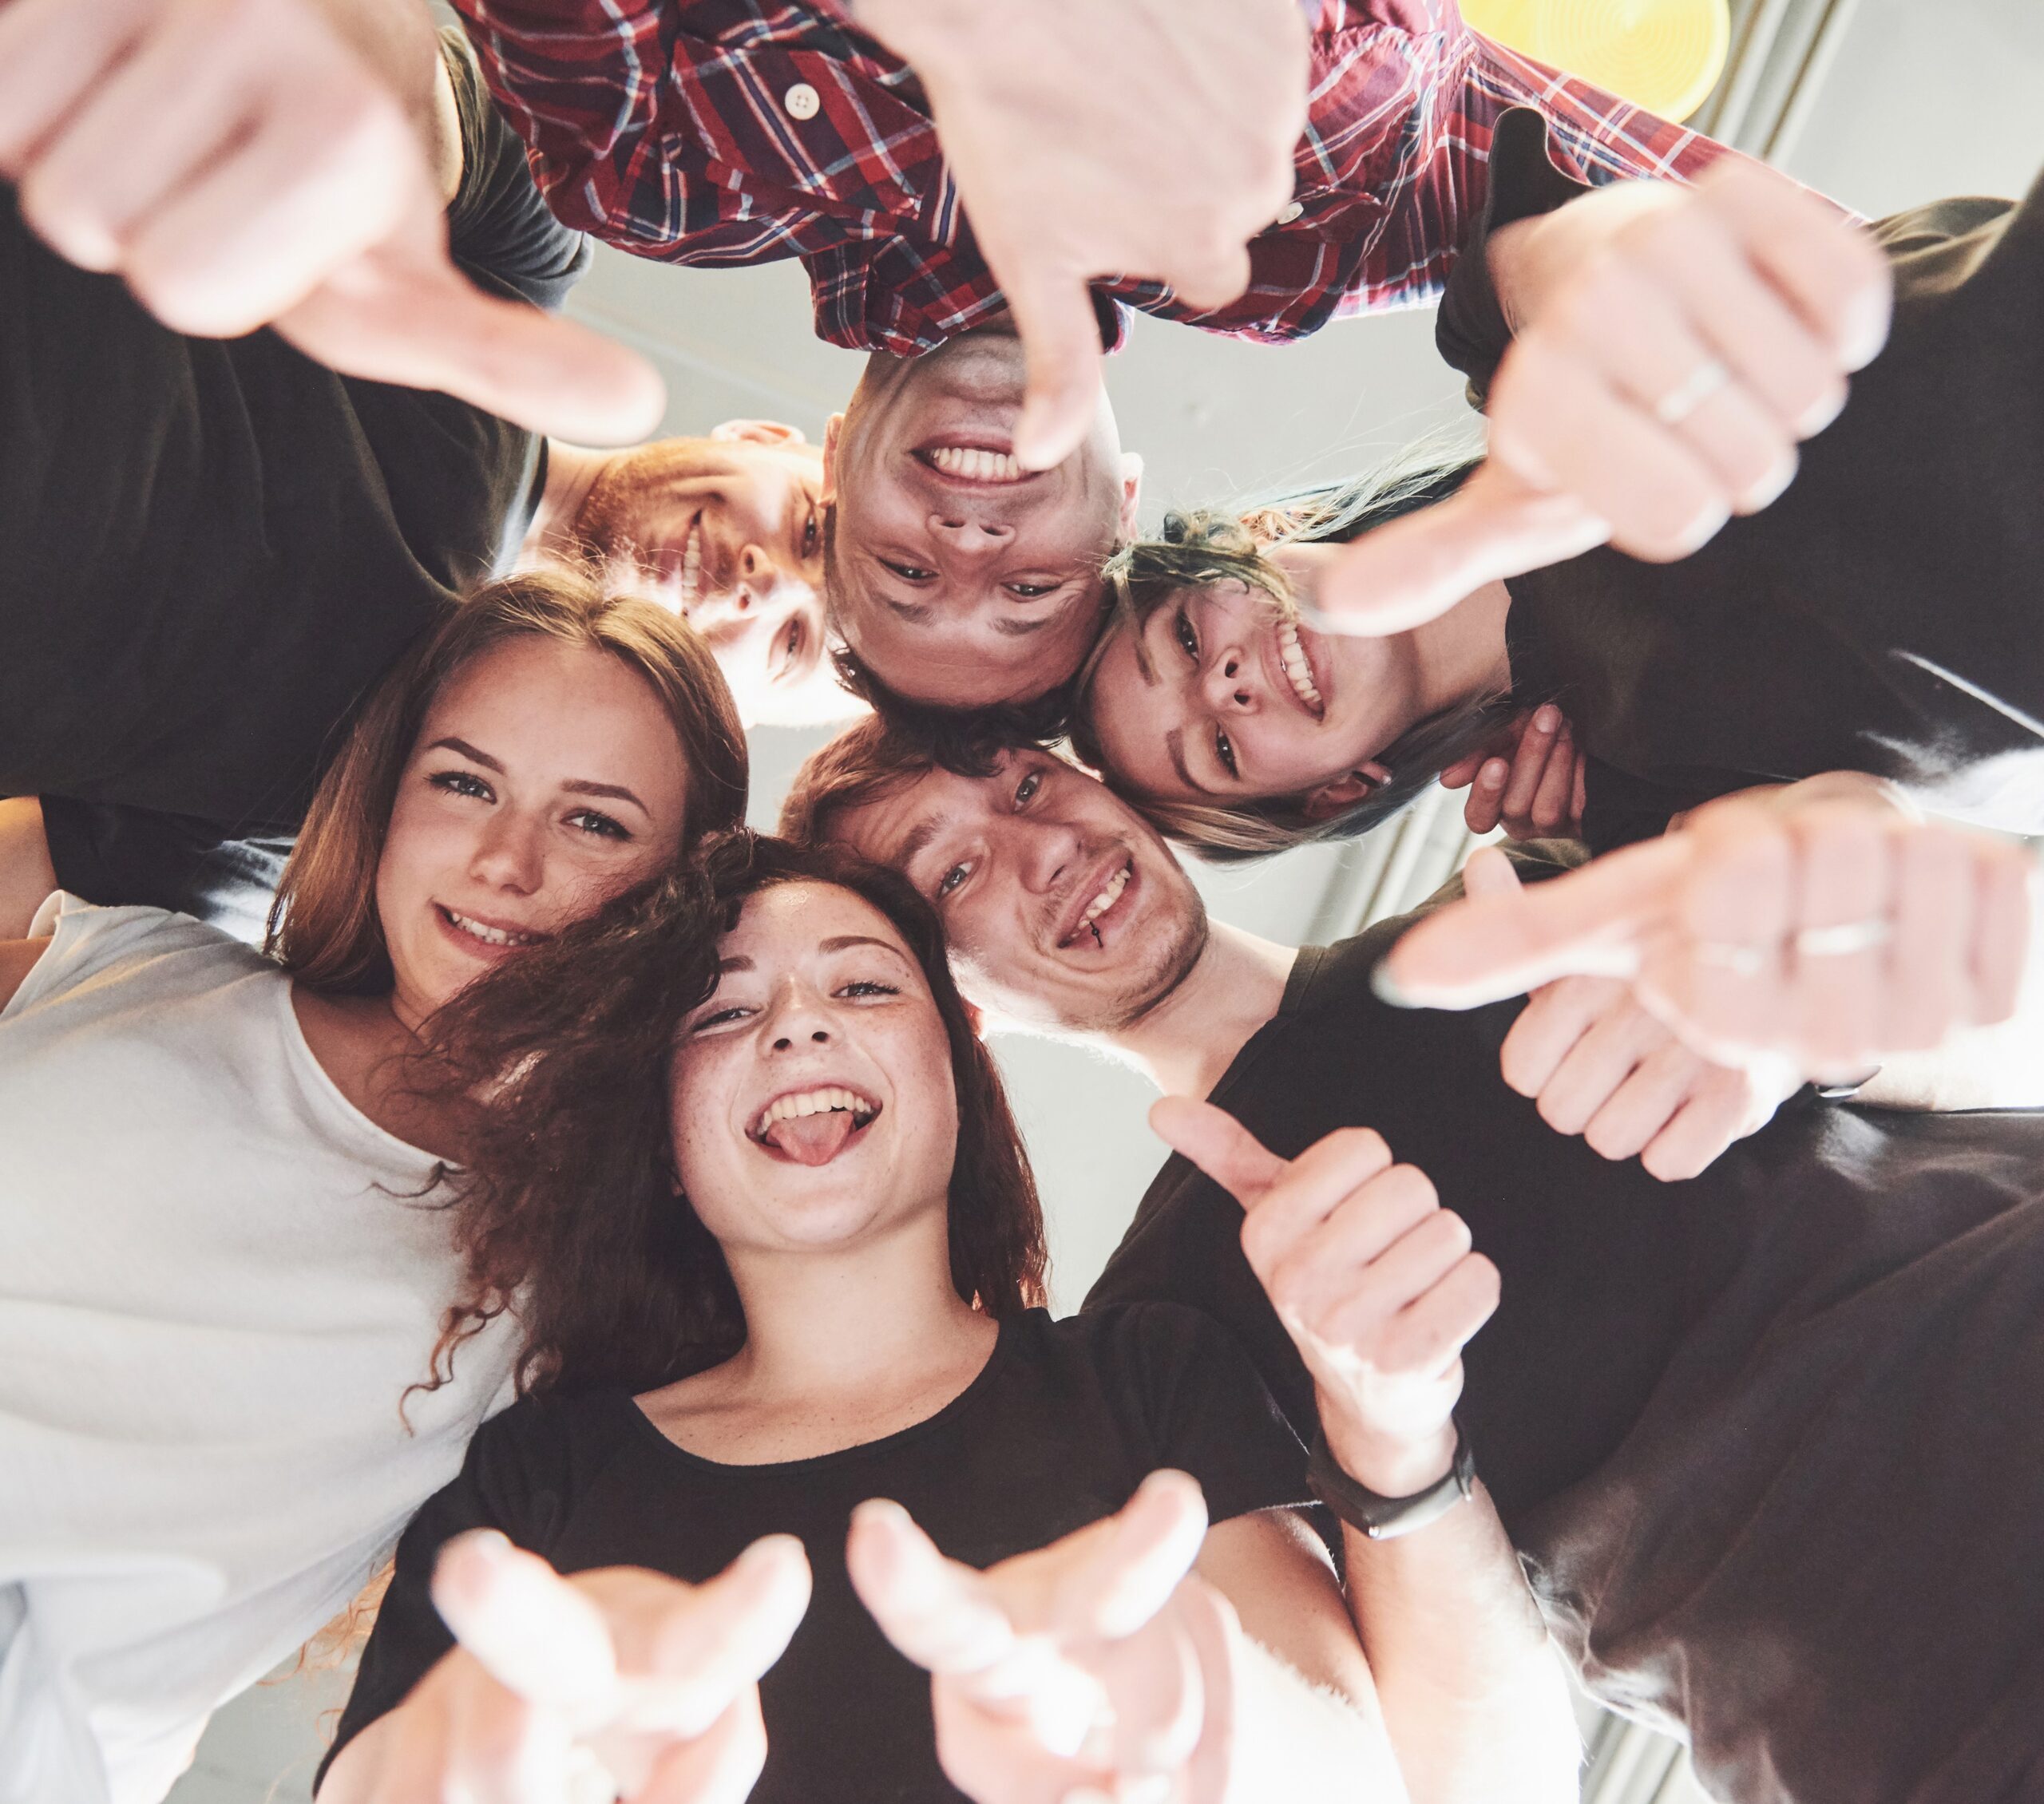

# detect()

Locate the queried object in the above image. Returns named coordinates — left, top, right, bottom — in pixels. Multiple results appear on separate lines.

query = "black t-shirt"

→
left=323, top=1305, right=1310, bottom=1803
left=1, top=32, right=585, bottom=916
left=1436, top=108, right=2044, bottom=853
left=1087, top=884, right=2044, bottom=1804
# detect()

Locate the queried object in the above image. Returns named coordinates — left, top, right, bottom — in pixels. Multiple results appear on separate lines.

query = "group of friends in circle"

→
left=3, top=2, right=2044, bottom=1804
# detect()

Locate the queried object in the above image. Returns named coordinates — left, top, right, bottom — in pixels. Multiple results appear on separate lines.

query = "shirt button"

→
left=784, top=81, right=821, bottom=120
left=1276, top=200, right=1305, bottom=225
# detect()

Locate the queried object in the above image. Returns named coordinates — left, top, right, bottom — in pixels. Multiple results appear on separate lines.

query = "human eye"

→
left=689, top=1003, right=752, bottom=1033
left=1173, top=607, right=1198, bottom=662
left=881, top=558, right=937, bottom=582
left=566, top=809, right=631, bottom=841
left=429, top=769, right=494, bottom=802
left=838, top=979, right=901, bottom=1000
left=1013, top=769, right=1042, bottom=808
left=1005, top=580, right=1056, bottom=599
left=1214, top=729, right=1239, bottom=780
left=935, top=859, right=972, bottom=899
left=801, top=507, right=820, bottom=559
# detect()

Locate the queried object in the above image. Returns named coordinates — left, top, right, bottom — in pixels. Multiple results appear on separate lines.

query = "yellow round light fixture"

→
left=1460, top=0, right=1731, bottom=124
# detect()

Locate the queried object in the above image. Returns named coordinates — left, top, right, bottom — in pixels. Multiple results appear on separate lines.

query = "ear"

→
left=822, top=412, right=846, bottom=505
left=711, top=418, right=808, bottom=447
left=1118, top=451, right=1145, bottom=540
left=1300, top=762, right=1392, bottom=822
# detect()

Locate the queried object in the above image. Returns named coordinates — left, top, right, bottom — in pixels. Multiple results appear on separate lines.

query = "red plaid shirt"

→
left=450, top=0, right=1734, bottom=356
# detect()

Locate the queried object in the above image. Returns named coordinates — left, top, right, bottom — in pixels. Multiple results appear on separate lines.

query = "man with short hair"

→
left=783, top=720, right=2044, bottom=1804
left=454, top=0, right=1741, bottom=714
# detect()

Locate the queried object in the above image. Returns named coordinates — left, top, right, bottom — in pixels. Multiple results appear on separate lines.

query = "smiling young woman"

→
left=316, top=834, right=1424, bottom=1804
left=0, top=569, right=744, bottom=1804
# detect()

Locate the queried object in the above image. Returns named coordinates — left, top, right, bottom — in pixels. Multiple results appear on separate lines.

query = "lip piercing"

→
left=1654, top=357, right=1733, bottom=426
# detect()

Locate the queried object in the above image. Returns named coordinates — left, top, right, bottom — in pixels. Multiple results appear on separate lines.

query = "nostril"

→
left=810, top=1030, right=828, bottom=1042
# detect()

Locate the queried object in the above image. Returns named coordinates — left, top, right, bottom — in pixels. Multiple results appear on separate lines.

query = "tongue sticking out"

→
left=763, top=1110, right=861, bottom=1166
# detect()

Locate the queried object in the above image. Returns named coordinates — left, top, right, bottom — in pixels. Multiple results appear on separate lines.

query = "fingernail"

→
left=1372, top=960, right=1418, bottom=1008
left=1796, top=385, right=1846, bottom=436
left=1483, top=759, right=1507, bottom=787
left=1534, top=706, right=1559, bottom=732
left=1745, top=451, right=1799, bottom=512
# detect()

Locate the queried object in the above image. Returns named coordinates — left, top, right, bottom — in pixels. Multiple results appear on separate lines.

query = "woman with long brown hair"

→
left=0, top=568, right=744, bottom=1804
left=315, top=835, right=1467, bottom=1804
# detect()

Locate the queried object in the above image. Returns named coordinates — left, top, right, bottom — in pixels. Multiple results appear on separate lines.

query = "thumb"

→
left=1460, top=845, right=1525, bottom=901
left=1383, top=836, right=1692, bottom=1008
left=1149, top=1096, right=1286, bottom=1209
left=999, top=260, right=1108, bottom=473
left=277, top=254, right=667, bottom=447
left=1165, top=239, right=1254, bottom=317
left=1308, top=462, right=1610, bottom=637
left=1064, top=1470, right=1209, bottom=1641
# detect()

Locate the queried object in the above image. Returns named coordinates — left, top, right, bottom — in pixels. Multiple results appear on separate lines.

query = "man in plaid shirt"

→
left=449, top=0, right=1739, bottom=714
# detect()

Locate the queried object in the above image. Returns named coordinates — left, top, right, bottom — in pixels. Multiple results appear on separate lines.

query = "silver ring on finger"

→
left=1654, top=356, right=1733, bottom=426
left=1793, top=918, right=1893, bottom=959
left=1690, top=940, right=1770, bottom=976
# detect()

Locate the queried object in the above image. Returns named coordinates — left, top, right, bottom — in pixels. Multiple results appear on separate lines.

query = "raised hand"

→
left=319, top=1529, right=810, bottom=1804
left=857, top=0, right=1309, bottom=472
left=1439, top=705, right=1586, bottom=841
left=0, top=0, right=663, bottom=444
left=847, top=1471, right=1234, bottom=1804
left=1305, top=158, right=1892, bottom=635
left=1152, top=1098, right=1496, bottom=1501
left=1383, top=787, right=2034, bottom=1085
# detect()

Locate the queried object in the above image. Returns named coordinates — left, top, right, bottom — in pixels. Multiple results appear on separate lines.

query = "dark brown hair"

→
left=267, top=568, right=749, bottom=993
left=777, top=714, right=949, bottom=849
left=426, top=833, right=1049, bottom=1395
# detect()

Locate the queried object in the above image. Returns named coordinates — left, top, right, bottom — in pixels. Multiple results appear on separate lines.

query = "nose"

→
left=763, top=977, right=834, bottom=1050
left=926, top=513, right=1015, bottom=556
left=1200, top=639, right=1259, bottom=715
left=468, top=807, right=545, bottom=895
left=1016, top=813, right=1086, bottom=896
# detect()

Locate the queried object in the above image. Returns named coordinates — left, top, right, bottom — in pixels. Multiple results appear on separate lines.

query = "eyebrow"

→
left=885, top=598, right=934, bottom=623
left=427, top=738, right=649, bottom=813
left=714, top=935, right=912, bottom=975
left=992, top=615, right=1052, bottom=638
left=890, top=814, right=947, bottom=871
left=1164, top=727, right=1213, bottom=798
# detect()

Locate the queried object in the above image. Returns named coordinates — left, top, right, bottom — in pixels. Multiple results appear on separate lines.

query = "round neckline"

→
left=275, top=979, right=450, bottom=1173
left=624, top=1311, right=1026, bottom=1476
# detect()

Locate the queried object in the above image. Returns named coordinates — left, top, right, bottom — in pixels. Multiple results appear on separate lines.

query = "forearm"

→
left=1337, top=1494, right=1578, bottom=1804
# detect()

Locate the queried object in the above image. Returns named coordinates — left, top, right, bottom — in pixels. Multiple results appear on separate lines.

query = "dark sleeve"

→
left=38, top=800, right=291, bottom=946
left=316, top=1400, right=576, bottom=1794
left=439, top=27, right=592, bottom=311
left=1434, top=106, right=1597, bottom=407
left=1093, top=1304, right=1314, bottom=1529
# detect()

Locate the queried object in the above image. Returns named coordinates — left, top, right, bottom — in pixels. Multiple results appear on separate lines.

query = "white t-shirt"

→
left=0, top=898, right=517, bottom=1804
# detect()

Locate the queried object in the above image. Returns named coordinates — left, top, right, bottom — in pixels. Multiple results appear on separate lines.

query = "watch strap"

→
left=1305, top=1421, right=1477, bottom=1541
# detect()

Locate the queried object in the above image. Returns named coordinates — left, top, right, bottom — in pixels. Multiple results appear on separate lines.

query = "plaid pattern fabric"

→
left=450, top=0, right=1734, bottom=356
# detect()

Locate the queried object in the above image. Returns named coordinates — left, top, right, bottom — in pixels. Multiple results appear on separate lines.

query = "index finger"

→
left=433, top=1530, right=618, bottom=1713
left=1381, top=835, right=1693, bottom=1007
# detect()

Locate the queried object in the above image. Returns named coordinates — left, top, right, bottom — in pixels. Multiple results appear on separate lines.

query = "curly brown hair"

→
left=423, top=833, right=1049, bottom=1396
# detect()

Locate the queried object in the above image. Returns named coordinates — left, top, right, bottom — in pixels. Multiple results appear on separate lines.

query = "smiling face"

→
left=570, top=425, right=846, bottom=727
left=374, top=637, right=693, bottom=1026
left=823, top=329, right=1143, bottom=708
left=823, top=749, right=1206, bottom=1034
left=670, top=881, right=960, bottom=1256
left=1081, top=554, right=1415, bottom=818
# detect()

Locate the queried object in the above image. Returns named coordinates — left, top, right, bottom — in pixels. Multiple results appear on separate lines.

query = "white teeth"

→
left=1081, top=862, right=1131, bottom=925
left=751, top=1086, right=880, bottom=1137
left=679, top=522, right=701, bottom=612
left=1276, top=619, right=1323, bottom=711
left=927, top=445, right=1025, bottom=482
left=444, top=909, right=542, bottom=947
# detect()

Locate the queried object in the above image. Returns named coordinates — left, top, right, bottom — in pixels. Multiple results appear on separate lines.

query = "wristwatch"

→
left=1306, top=1421, right=1477, bottom=1541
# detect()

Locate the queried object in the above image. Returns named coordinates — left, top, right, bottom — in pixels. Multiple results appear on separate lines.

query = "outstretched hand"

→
left=858, top=0, right=1309, bottom=472
left=1153, top=1097, right=1495, bottom=1501
left=1384, top=789, right=2034, bottom=1084
left=1303, top=157, right=1892, bottom=635
left=848, top=1471, right=1234, bottom=1804
left=0, top=0, right=664, bottom=444
left=320, top=1530, right=810, bottom=1804
left=1439, top=705, right=1586, bottom=840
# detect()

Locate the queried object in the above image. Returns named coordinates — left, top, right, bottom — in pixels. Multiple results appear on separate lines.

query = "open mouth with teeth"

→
left=916, top=443, right=1032, bottom=485
left=676, top=519, right=703, bottom=611
left=748, top=1086, right=882, bottom=1167
left=437, top=905, right=548, bottom=952
left=1274, top=616, right=1325, bottom=718
left=1056, top=857, right=1136, bottom=951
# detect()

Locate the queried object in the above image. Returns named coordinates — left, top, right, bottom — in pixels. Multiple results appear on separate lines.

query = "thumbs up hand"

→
left=1302, top=158, right=1891, bottom=636
left=1151, top=1098, right=1498, bottom=1500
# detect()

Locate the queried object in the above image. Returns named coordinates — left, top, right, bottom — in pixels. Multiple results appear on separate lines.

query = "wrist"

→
left=1317, top=1406, right=1457, bottom=1499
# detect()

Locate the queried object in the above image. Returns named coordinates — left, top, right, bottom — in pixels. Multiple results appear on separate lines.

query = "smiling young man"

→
left=781, top=722, right=2044, bottom=1804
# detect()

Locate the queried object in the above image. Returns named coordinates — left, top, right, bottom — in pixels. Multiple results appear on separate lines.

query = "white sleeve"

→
left=3, top=895, right=228, bottom=1023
